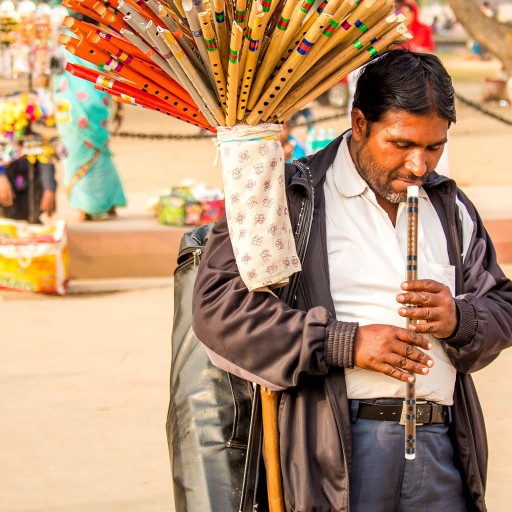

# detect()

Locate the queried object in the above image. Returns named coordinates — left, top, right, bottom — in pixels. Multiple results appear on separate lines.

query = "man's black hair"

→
left=352, top=49, right=456, bottom=125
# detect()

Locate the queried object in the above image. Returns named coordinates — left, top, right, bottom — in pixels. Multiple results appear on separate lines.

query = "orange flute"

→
left=62, top=0, right=127, bottom=33
left=62, top=16, right=153, bottom=64
left=61, top=36, right=201, bottom=117
left=103, top=0, right=164, bottom=27
left=66, top=62, right=214, bottom=130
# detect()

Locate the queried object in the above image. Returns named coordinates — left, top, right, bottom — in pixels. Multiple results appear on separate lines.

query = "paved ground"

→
left=1, top=275, right=512, bottom=512
left=0, top=278, right=175, bottom=512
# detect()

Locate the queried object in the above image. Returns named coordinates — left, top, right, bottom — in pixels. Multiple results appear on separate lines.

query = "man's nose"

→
left=404, top=150, right=427, bottom=176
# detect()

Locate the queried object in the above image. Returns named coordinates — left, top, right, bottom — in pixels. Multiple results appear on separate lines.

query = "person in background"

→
left=400, top=0, right=435, bottom=53
left=51, top=11, right=127, bottom=221
left=279, top=119, right=306, bottom=162
left=0, top=128, right=57, bottom=224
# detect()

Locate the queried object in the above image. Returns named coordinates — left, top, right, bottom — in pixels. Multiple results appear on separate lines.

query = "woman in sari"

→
left=52, top=18, right=127, bottom=221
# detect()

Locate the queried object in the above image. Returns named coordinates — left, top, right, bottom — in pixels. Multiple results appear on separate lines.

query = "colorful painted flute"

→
left=405, top=185, right=419, bottom=460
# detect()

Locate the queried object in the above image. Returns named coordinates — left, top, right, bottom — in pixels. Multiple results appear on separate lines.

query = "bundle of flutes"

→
left=59, top=0, right=412, bottom=131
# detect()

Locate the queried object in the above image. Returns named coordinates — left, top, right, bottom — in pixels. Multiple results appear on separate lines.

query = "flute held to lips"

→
left=405, top=185, right=419, bottom=460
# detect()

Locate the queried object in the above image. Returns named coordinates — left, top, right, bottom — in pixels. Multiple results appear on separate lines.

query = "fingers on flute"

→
left=401, top=279, right=444, bottom=292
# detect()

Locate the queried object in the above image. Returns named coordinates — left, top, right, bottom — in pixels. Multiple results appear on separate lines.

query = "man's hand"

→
left=40, top=190, right=56, bottom=217
left=397, top=279, right=457, bottom=339
left=354, top=324, right=433, bottom=383
left=0, top=175, right=14, bottom=207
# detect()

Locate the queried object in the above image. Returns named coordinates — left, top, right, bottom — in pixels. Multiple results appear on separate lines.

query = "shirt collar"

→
left=332, top=130, right=429, bottom=201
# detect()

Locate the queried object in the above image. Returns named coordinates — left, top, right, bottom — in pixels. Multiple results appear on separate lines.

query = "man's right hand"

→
left=0, top=175, right=14, bottom=207
left=353, top=324, right=434, bottom=383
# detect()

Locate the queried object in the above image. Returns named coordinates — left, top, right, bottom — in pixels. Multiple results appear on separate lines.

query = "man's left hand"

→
left=397, top=279, right=457, bottom=339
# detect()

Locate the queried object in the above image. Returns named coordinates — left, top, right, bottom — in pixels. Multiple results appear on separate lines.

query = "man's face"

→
left=351, top=109, right=449, bottom=203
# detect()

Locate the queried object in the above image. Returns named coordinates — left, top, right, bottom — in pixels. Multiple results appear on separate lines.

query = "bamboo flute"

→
left=145, top=26, right=222, bottom=126
left=236, top=11, right=265, bottom=120
left=183, top=0, right=217, bottom=87
left=245, top=0, right=295, bottom=110
left=119, top=27, right=184, bottom=83
left=405, top=185, right=419, bottom=460
left=198, top=11, right=228, bottom=111
left=92, top=1, right=131, bottom=31
left=246, top=10, right=331, bottom=125
left=171, top=0, right=186, bottom=17
left=276, top=12, right=400, bottom=108
left=282, top=0, right=344, bottom=58
left=288, top=0, right=379, bottom=74
left=225, top=21, right=243, bottom=125
left=262, top=0, right=352, bottom=119
left=314, top=0, right=393, bottom=60
left=213, top=0, right=230, bottom=76
left=274, top=0, right=316, bottom=56
left=237, top=0, right=263, bottom=91
left=162, top=28, right=226, bottom=124
left=61, top=0, right=122, bottom=32
left=155, top=6, right=210, bottom=80
left=275, top=25, right=411, bottom=120
left=234, top=0, right=248, bottom=31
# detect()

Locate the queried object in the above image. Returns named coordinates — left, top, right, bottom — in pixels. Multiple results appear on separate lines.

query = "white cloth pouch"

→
left=217, top=123, right=301, bottom=292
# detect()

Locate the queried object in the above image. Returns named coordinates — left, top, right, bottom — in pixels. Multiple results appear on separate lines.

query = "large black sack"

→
left=166, top=161, right=314, bottom=512
left=166, top=224, right=255, bottom=511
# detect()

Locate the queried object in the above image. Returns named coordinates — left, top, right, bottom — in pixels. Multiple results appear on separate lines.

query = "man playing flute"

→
left=192, top=49, right=512, bottom=511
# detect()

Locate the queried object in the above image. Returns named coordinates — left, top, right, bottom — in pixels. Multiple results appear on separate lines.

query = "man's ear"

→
left=351, top=108, right=369, bottom=142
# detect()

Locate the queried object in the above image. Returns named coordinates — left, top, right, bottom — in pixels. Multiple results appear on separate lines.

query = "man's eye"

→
left=428, top=145, right=442, bottom=152
left=395, top=143, right=410, bottom=149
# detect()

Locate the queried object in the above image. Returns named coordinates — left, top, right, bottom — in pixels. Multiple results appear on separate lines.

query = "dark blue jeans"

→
left=349, top=400, right=468, bottom=512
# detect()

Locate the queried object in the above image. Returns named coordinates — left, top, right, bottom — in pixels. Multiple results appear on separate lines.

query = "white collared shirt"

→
left=324, top=133, right=456, bottom=405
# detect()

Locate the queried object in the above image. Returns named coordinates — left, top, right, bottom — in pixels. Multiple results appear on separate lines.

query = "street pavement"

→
left=0, top=278, right=176, bottom=512
left=2, top=273, right=512, bottom=512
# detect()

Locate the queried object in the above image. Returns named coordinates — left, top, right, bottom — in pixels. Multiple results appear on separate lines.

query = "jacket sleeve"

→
left=192, top=216, right=357, bottom=391
left=443, top=190, right=512, bottom=373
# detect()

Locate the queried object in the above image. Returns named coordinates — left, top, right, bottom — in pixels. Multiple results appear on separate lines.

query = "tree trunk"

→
left=448, top=0, right=512, bottom=74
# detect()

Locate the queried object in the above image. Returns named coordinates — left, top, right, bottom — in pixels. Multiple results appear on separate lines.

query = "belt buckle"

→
left=399, top=400, right=427, bottom=426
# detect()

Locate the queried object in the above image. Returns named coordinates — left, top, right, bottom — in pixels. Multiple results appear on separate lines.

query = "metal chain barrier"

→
left=110, top=93, right=512, bottom=140
left=454, top=92, right=512, bottom=127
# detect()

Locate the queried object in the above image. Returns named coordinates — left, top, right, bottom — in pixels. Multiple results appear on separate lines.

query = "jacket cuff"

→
left=442, top=299, right=477, bottom=347
left=324, top=320, right=358, bottom=368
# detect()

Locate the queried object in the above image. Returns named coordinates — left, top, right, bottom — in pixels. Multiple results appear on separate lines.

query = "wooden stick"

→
left=260, top=387, right=285, bottom=512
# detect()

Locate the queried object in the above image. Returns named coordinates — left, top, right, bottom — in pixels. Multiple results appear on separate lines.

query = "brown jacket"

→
left=192, top=136, right=512, bottom=511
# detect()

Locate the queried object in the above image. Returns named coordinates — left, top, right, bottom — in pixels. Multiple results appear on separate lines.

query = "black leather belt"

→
left=357, top=400, right=451, bottom=425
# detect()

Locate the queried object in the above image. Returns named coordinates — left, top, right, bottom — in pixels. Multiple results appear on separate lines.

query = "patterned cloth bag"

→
left=217, top=123, right=301, bottom=292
